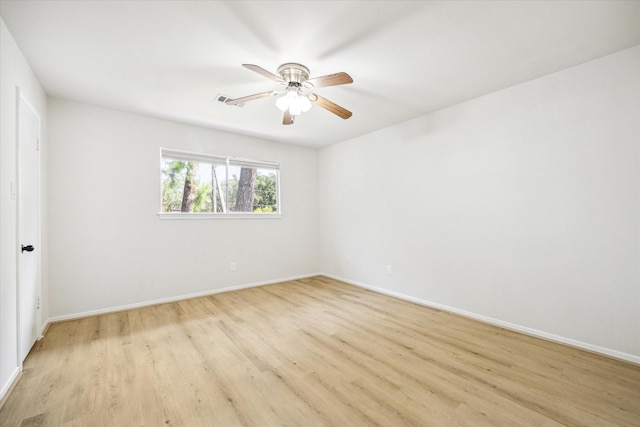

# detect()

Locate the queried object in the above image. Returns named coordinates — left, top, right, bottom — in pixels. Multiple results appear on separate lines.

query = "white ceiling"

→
left=1, top=1, right=639, bottom=148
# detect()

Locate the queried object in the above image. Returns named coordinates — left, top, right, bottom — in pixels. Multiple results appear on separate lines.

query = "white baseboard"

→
left=45, top=272, right=321, bottom=325
left=322, top=273, right=640, bottom=366
left=0, top=367, right=20, bottom=404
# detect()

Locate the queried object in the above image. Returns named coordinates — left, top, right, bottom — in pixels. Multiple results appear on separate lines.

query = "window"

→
left=160, top=148, right=279, bottom=217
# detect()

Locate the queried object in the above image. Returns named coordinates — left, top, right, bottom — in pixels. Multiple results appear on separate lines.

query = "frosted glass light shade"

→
left=275, top=91, right=295, bottom=112
left=275, top=91, right=312, bottom=115
left=297, top=95, right=312, bottom=113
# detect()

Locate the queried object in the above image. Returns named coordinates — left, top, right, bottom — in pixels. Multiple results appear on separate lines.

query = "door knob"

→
left=21, top=245, right=34, bottom=253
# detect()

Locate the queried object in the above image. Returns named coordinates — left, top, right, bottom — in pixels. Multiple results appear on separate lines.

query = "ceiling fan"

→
left=224, top=63, right=353, bottom=125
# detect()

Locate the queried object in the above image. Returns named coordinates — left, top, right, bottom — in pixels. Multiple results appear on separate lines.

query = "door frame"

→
left=15, top=86, right=42, bottom=368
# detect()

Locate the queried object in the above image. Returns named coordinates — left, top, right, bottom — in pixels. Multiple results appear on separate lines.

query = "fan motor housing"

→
left=278, top=63, right=310, bottom=84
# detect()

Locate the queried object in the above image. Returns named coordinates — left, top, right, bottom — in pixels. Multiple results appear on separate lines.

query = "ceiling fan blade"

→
left=304, top=72, right=353, bottom=88
left=225, top=91, right=278, bottom=106
left=310, top=94, right=352, bottom=119
left=242, top=64, right=284, bottom=83
left=283, top=110, right=294, bottom=125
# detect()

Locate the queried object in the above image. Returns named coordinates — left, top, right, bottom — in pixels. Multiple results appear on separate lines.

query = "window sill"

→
left=158, top=212, right=282, bottom=220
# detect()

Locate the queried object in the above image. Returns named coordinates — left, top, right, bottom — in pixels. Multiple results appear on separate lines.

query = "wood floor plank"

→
left=2, top=276, right=639, bottom=426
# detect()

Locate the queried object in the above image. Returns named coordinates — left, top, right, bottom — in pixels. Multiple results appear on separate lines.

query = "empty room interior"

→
left=1, top=1, right=639, bottom=425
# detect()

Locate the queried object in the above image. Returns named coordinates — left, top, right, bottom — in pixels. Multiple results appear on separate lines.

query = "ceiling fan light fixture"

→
left=275, top=92, right=293, bottom=112
left=275, top=90, right=312, bottom=115
left=293, top=93, right=312, bottom=115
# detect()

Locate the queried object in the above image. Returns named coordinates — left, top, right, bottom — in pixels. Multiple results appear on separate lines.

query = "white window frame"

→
left=158, top=148, right=281, bottom=219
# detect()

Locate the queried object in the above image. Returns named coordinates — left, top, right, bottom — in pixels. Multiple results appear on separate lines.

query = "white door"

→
left=17, top=89, right=41, bottom=363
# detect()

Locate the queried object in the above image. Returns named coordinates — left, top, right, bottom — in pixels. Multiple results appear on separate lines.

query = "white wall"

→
left=47, top=99, right=319, bottom=318
left=319, top=46, right=640, bottom=362
left=0, top=18, right=48, bottom=399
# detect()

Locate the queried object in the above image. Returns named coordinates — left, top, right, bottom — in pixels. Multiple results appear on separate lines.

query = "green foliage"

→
left=162, top=160, right=187, bottom=212
left=254, top=205, right=274, bottom=213
left=193, top=182, right=213, bottom=212
left=253, top=172, right=277, bottom=212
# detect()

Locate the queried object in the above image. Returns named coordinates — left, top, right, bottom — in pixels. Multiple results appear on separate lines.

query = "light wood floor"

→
left=1, top=276, right=639, bottom=426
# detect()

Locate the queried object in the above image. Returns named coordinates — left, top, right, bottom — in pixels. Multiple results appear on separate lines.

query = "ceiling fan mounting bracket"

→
left=277, top=63, right=310, bottom=84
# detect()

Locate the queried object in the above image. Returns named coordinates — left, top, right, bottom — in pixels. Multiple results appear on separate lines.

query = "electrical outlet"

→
left=386, top=265, right=393, bottom=275
left=230, top=262, right=237, bottom=272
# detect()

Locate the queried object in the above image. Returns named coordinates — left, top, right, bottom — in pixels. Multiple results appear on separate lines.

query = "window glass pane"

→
left=227, top=165, right=279, bottom=213
left=161, top=159, right=225, bottom=213
left=254, top=168, right=278, bottom=213
left=160, top=149, right=279, bottom=216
